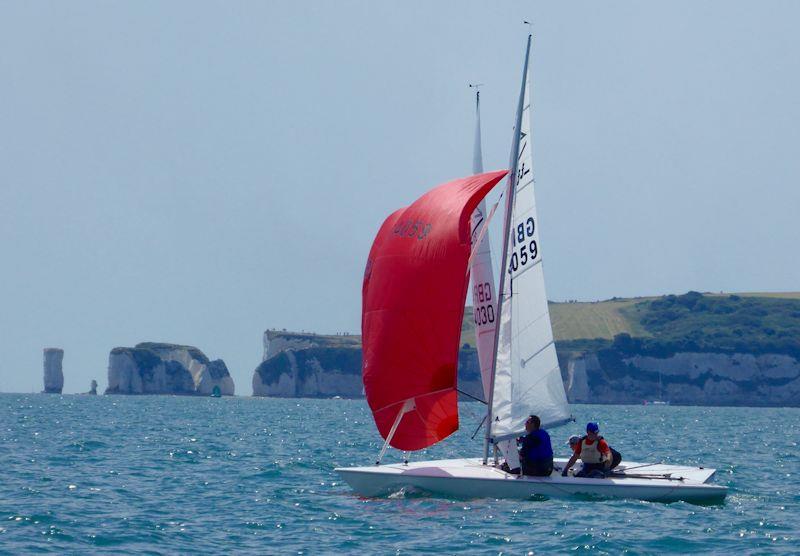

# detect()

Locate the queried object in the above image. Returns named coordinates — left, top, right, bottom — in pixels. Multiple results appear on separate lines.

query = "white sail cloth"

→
left=468, top=91, right=499, bottom=402
left=489, top=41, right=571, bottom=443
left=468, top=90, right=520, bottom=470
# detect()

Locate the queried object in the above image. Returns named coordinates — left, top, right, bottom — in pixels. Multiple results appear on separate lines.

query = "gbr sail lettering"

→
left=508, top=216, right=537, bottom=273
left=472, top=282, right=495, bottom=326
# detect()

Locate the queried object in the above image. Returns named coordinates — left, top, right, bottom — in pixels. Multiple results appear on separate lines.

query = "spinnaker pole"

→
left=483, top=34, right=532, bottom=465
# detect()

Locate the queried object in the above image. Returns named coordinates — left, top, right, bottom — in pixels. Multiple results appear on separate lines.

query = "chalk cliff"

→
left=105, top=342, right=234, bottom=396
left=563, top=350, right=800, bottom=406
left=253, top=331, right=800, bottom=406
left=252, top=331, right=484, bottom=399
left=43, top=348, right=64, bottom=394
left=253, top=331, right=357, bottom=397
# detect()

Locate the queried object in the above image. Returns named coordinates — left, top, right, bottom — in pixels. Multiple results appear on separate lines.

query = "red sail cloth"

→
left=362, top=170, right=508, bottom=451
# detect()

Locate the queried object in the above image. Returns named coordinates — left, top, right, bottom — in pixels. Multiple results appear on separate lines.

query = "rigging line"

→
left=457, top=388, right=487, bottom=404
left=470, top=215, right=485, bottom=236
left=470, top=414, right=487, bottom=440
left=609, top=472, right=686, bottom=482
left=375, top=386, right=453, bottom=414
left=466, top=195, right=503, bottom=273
left=621, top=462, right=665, bottom=471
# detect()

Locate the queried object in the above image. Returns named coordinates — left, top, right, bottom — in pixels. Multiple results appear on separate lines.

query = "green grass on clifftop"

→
left=463, top=292, right=800, bottom=348
left=272, top=291, right=800, bottom=355
left=615, top=292, right=800, bottom=356
left=265, top=330, right=362, bottom=349
left=460, top=297, right=654, bottom=347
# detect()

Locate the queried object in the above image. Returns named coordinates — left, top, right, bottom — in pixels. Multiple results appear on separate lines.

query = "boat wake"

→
left=386, top=486, right=433, bottom=500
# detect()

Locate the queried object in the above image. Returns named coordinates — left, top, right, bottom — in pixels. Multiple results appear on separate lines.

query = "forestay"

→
left=489, top=36, right=571, bottom=444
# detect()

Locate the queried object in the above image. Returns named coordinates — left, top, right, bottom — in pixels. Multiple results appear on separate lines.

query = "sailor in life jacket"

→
left=561, top=422, right=614, bottom=478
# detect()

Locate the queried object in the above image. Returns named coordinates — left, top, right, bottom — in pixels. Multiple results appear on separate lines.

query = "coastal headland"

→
left=105, top=342, right=235, bottom=396
left=252, top=292, right=800, bottom=406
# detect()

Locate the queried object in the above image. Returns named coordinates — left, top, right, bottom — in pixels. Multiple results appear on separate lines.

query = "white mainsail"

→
left=488, top=35, right=571, bottom=445
left=468, top=89, right=498, bottom=402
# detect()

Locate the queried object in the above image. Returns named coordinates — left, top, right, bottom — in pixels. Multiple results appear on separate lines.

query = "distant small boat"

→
left=211, top=385, right=222, bottom=398
left=644, top=371, right=670, bottom=405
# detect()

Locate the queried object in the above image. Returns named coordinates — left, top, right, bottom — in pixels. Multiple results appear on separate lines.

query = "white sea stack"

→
left=105, top=342, right=234, bottom=396
left=43, top=348, right=64, bottom=394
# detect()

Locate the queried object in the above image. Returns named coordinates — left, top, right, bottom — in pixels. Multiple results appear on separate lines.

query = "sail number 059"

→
left=509, top=217, right=538, bottom=273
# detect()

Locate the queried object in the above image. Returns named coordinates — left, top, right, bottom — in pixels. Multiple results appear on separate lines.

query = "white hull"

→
left=336, top=457, right=727, bottom=504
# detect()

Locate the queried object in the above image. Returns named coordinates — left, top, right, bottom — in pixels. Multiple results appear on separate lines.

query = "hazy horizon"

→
left=2, top=1, right=799, bottom=393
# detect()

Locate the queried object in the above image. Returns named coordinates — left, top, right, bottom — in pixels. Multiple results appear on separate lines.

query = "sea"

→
left=0, top=394, right=797, bottom=554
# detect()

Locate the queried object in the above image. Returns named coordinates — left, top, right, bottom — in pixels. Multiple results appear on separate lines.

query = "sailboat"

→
left=644, top=371, right=670, bottom=405
left=336, top=36, right=726, bottom=504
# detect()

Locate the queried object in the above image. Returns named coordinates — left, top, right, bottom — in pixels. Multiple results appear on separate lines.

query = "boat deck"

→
left=336, top=457, right=727, bottom=504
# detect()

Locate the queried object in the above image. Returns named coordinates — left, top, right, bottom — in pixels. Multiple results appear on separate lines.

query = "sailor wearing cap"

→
left=567, top=435, right=581, bottom=450
left=561, top=422, right=613, bottom=478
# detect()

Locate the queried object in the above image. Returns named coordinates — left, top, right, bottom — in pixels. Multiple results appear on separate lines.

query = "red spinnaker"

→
left=362, top=170, right=508, bottom=451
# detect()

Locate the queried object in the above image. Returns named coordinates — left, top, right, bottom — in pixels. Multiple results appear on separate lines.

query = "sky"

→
left=1, top=1, right=798, bottom=394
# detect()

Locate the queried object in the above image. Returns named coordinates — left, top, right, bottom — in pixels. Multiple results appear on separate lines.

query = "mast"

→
left=483, top=34, right=532, bottom=465
left=471, top=84, right=484, bottom=174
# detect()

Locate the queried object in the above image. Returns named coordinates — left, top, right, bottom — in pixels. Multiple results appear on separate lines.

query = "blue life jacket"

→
left=520, top=429, right=553, bottom=461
